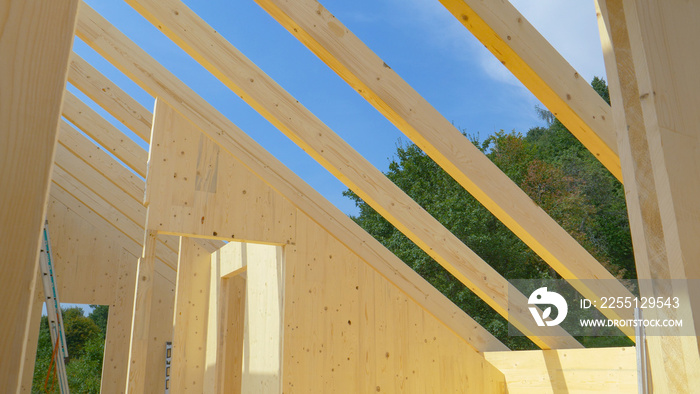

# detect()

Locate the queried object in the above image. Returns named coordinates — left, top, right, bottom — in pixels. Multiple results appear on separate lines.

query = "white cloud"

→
left=509, top=0, right=606, bottom=82
left=383, top=0, right=606, bottom=85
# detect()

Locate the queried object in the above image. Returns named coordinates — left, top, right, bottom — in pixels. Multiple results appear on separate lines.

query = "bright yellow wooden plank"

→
left=75, top=3, right=505, bottom=352
left=0, top=1, right=78, bottom=388
left=125, top=0, right=580, bottom=348
left=434, top=0, right=620, bottom=179
left=62, top=90, right=148, bottom=177
left=68, top=52, right=153, bottom=142
left=252, top=0, right=634, bottom=337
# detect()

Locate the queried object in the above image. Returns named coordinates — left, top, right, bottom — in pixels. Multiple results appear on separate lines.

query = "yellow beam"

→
left=75, top=3, right=507, bottom=352
left=0, top=0, right=78, bottom=389
left=253, top=0, right=634, bottom=337
left=437, top=0, right=620, bottom=180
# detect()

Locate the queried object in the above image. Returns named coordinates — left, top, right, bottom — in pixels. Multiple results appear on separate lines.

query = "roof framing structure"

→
left=2, top=0, right=698, bottom=392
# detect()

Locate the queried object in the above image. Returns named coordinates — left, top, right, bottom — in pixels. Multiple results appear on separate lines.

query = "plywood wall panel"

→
left=146, top=100, right=295, bottom=245
left=283, top=212, right=505, bottom=393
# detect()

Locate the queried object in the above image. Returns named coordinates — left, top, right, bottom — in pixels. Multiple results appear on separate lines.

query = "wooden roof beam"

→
left=58, top=119, right=144, bottom=202
left=62, top=90, right=148, bottom=177
left=75, top=2, right=506, bottom=352
left=252, top=0, right=635, bottom=332
left=68, top=52, right=153, bottom=143
left=125, top=0, right=583, bottom=348
left=442, top=0, right=620, bottom=179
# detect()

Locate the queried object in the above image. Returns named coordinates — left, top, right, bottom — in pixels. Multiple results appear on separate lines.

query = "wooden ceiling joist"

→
left=68, top=52, right=153, bottom=143
left=74, top=2, right=507, bottom=352
left=62, top=90, right=148, bottom=177
left=127, top=0, right=633, bottom=340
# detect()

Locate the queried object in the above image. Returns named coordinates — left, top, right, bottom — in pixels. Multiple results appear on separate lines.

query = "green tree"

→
left=32, top=307, right=105, bottom=393
left=89, top=305, right=109, bottom=338
left=344, top=77, right=634, bottom=348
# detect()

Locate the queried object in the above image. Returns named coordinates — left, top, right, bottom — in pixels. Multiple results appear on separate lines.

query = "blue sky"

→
left=69, top=0, right=606, bottom=216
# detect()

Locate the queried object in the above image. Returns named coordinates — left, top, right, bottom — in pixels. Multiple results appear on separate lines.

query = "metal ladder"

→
left=39, top=221, right=70, bottom=393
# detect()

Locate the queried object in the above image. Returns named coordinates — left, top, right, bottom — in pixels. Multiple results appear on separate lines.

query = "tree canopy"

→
left=32, top=306, right=108, bottom=393
left=344, top=77, right=634, bottom=349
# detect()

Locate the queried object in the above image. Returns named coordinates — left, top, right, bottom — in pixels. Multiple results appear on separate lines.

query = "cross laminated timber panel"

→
left=143, top=99, right=506, bottom=392
left=0, top=1, right=79, bottom=390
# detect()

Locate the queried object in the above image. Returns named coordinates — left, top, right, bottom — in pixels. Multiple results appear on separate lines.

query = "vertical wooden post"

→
left=125, top=230, right=158, bottom=393
left=0, top=1, right=79, bottom=390
left=170, top=237, right=213, bottom=392
left=596, top=0, right=700, bottom=391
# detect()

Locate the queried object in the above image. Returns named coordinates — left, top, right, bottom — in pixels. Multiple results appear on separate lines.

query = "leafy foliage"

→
left=32, top=306, right=108, bottom=393
left=344, top=78, right=634, bottom=349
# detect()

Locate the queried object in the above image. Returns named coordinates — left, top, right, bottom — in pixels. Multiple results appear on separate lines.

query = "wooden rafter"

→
left=74, top=2, right=507, bottom=352
left=58, top=119, right=144, bottom=201
left=62, top=91, right=148, bottom=177
left=127, top=0, right=581, bottom=349
left=50, top=164, right=179, bottom=267
left=437, top=0, right=621, bottom=180
left=257, top=0, right=636, bottom=333
left=68, top=52, right=153, bottom=142
left=128, top=0, right=635, bottom=340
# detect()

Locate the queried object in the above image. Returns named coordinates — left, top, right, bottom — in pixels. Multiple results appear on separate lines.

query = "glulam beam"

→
left=252, top=0, right=635, bottom=336
left=596, top=0, right=700, bottom=391
left=68, top=52, right=153, bottom=142
left=437, top=0, right=621, bottom=180
left=75, top=3, right=507, bottom=352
